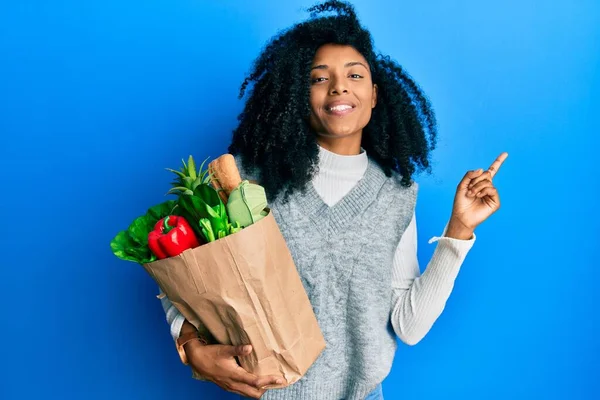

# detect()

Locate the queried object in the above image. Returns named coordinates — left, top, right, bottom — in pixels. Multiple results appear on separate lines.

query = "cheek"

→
left=359, top=89, right=374, bottom=114
left=308, top=90, right=323, bottom=129
left=358, top=107, right=373, bottom=127
left=360, top=86, right=374, bottom=103
left=309, top=89, right=324, bottom=113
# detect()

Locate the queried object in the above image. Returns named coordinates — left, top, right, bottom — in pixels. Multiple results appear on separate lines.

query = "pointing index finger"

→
left=487, top=152, right=508, bottom=178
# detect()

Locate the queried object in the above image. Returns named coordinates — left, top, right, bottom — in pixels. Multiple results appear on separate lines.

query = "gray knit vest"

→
left=235, top=154, right=418, bottom=400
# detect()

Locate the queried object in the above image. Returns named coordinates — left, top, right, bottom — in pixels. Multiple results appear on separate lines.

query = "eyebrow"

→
left=311, top=61, right=369, bottom=71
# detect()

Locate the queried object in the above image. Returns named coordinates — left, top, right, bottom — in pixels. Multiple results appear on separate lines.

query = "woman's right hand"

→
left=184, top=340, right=284, bottom=399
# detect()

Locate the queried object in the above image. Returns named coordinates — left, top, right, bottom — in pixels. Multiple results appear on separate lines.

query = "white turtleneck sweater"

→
left=161, top=145, right=475, bottom=345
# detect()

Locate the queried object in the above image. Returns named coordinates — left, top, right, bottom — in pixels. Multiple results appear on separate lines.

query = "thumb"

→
left=222, top=344, right=253, bottom=358
left=458, top=169, right=483, bottom=190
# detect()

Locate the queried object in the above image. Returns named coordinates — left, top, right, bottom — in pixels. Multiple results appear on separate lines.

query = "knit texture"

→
left=237, top=154, right=416, bottom=400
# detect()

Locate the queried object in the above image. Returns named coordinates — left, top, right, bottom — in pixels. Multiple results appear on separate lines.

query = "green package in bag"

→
left=226, top=180, right=269, bottom=228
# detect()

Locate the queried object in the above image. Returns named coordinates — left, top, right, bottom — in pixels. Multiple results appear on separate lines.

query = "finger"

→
left=467, top=170, right=493, bottom=190
left=476, top=186, right=499, bottom=202
left=228, top=382, right=266, bottom=399
left=467, top=180, right=494, bottom=197
left=254, top=375, right=286, bottom=389
left=229, top=367, right=262, bottom=388
left=487, top=152, right=508, bottom=178
left=230, top=365, right=284, bottom=389
left=458, top=169, right=484, bottom=190
left=219, top=344, right=252, bottom=359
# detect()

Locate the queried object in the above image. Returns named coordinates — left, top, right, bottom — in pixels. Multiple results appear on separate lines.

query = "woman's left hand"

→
left=445, top=152, right=509, bottom=239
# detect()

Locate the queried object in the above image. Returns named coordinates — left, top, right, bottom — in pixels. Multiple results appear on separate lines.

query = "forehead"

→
left=312, top=44, right=369, bottom=66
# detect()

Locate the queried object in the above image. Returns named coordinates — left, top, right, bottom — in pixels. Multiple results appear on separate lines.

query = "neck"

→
left=316, top=134, right=362, bottom=155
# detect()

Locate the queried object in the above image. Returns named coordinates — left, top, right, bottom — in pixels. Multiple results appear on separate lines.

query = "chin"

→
left=320, top=126, right=360, bottom=138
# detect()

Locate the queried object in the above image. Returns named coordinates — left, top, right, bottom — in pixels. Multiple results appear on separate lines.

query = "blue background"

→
left=1, top=0, right=598, bottom=399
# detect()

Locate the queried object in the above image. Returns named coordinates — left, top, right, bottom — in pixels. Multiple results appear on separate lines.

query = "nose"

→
left=329, top=76, right=349, bottom=95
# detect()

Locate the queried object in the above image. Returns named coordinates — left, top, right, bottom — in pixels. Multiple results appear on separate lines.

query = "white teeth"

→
left=329, top=105, right=352, bottom=111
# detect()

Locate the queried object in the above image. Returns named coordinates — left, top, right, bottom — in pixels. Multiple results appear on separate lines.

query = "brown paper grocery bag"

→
left=142, top=209, right=326, bottom=387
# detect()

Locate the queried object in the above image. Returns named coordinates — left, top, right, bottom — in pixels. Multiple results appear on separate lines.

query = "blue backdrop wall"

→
left=1, top=1, right=598, bottom=399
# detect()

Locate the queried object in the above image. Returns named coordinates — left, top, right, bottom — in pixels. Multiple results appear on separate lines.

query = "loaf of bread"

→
left=208, top=154, right=242, bottom=204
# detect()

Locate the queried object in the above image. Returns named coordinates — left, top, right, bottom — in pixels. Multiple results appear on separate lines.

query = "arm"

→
left=158, top=289, right=283, bottom=396
left=390, top=211, right=475, bottom=345
left=159, top=292, right=186, bottom=341
left=159, top=291, right=217, bottom=347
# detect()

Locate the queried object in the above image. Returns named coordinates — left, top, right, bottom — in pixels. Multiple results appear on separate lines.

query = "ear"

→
left=372, top=84, right=378, bottom=108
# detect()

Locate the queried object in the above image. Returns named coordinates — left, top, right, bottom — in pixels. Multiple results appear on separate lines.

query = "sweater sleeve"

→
left=159, top=293, right=216, bottom=345
left=390, top=211, right=476, bottom=345
left=159, top=291, right=186, bottom=341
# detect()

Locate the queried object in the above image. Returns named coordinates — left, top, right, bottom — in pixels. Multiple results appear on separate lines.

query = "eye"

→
left=349, top=74, right=363, bottom=79
left=311, top=77, right=328, bottom=84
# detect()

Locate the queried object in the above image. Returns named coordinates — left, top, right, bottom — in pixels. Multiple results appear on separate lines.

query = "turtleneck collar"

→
left=317, top=144, right=368, bottom=175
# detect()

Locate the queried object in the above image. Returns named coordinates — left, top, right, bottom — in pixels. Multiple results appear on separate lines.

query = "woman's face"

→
left=309, top=44, right=377, bottom=142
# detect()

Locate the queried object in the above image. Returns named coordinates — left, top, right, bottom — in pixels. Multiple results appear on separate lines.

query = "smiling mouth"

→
left=326, top=104, right=356, bottom=116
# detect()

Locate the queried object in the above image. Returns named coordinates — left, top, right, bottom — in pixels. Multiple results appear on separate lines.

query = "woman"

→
left=160, top=1, right=507, bottom=399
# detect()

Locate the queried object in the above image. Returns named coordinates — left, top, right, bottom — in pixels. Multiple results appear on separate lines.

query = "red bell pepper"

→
left=148, top=215, right=200, bottom=259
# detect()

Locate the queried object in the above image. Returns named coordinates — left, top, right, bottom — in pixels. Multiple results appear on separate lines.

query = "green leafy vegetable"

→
left=166, top=156, right=234, bottom=243
left=110, top=200, right=177, bottom=264
left=226, top=180, right=268, bottom=228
